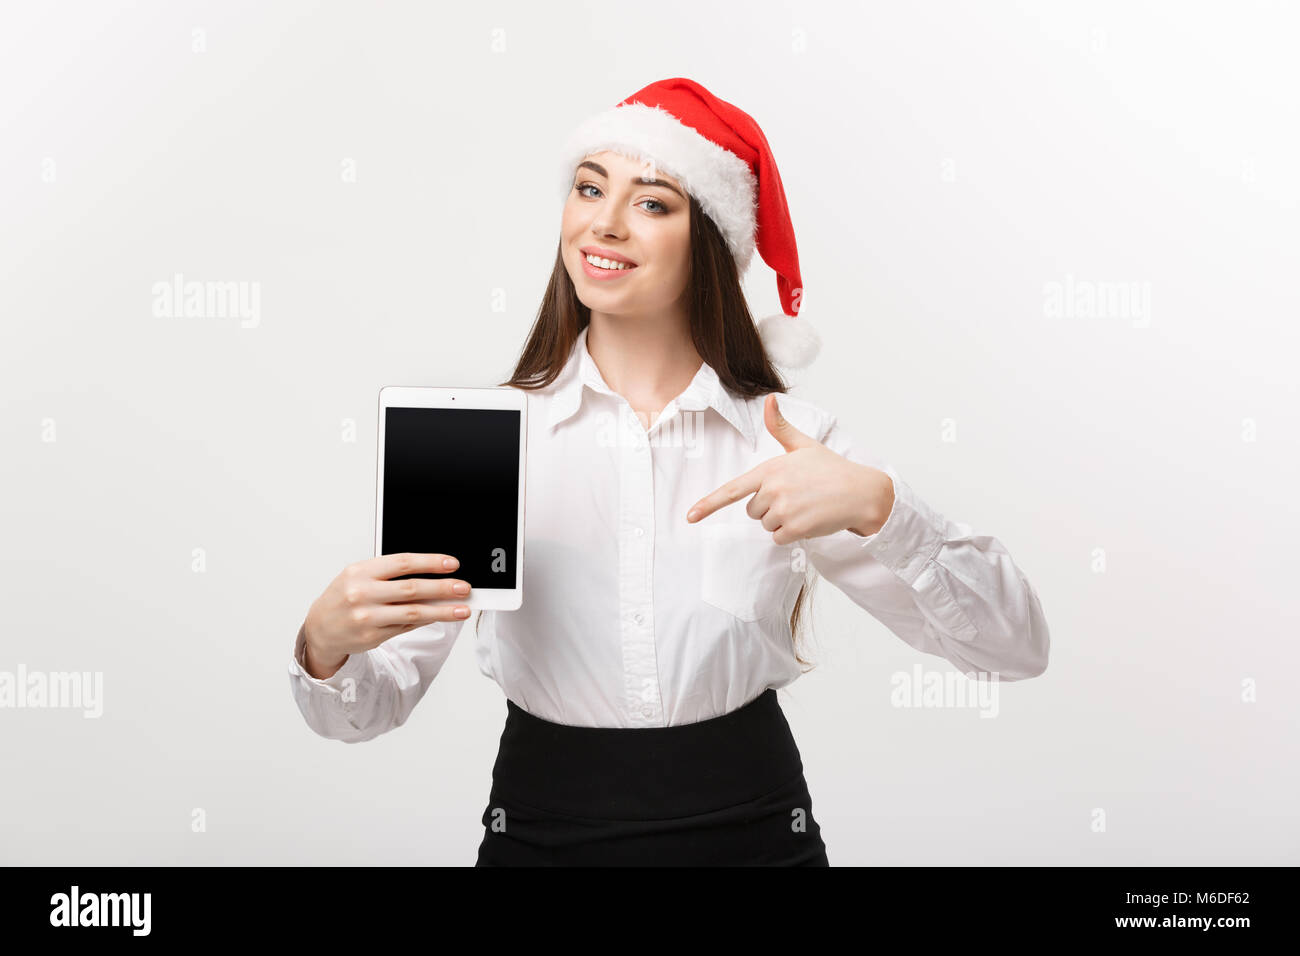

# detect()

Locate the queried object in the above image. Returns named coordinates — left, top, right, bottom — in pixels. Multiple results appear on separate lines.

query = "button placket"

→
left=616, top=402, right=662, bottom=725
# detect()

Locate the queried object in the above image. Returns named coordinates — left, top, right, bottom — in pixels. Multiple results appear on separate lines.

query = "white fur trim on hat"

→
left=757, top=313, right=822, bottom=369
left=559, top=103, right=759, bottom=275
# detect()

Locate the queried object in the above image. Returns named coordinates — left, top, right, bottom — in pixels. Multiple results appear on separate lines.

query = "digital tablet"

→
left=375, top=385, right=527, bottom=611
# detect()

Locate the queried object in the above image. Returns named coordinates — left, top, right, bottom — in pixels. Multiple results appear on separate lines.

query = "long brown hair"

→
left=489, top=192, right=818, bottom=669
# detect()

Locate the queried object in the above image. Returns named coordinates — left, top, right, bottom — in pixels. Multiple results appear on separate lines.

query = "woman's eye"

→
left=641, top=199, right=667, bottom=214
left=576, top=183, right=600, bottom=198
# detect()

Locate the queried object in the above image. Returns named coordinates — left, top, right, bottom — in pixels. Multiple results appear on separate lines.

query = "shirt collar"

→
left=546, top=325, right=756, bottom=449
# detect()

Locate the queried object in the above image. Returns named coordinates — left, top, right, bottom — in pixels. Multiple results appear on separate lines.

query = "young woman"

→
left=288, top=78, right=1051, bottom=866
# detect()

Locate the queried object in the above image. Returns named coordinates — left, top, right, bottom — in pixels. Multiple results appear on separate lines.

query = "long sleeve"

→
left=286, top=616, right=470, bottom=743
left=803, top=413, right=1050, bottom=681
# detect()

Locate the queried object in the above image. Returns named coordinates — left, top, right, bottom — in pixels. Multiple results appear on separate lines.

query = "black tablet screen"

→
left=381, top=406, right=520, bottom=588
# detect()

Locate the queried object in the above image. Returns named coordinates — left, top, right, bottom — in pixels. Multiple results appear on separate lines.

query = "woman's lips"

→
left=580, top=255, right=638, bottom=280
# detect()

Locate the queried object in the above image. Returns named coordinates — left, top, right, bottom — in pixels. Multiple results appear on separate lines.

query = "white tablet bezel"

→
left=376, top=385, right=526, bottom=612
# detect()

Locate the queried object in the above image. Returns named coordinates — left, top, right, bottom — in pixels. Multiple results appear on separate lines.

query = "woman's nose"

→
left=591, top=208, right=627, bottom=238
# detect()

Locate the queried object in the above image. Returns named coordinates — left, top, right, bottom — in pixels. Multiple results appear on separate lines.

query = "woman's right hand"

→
left=299, top=552, right=472, bottom=679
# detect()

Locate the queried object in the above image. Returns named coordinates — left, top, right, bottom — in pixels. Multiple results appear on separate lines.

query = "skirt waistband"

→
left=488, top=688, right=806, bottom=821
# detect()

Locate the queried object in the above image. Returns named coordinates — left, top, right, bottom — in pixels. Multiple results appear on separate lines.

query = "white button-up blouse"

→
left=288, top=325, right=1050, bottom=737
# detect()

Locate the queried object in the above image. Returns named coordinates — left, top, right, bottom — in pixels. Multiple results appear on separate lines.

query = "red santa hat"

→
left=559, top=77, right=821, bottom=369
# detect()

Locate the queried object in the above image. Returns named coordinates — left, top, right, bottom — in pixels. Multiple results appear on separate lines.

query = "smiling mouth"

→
left=582, top=252, right=637, bottom=271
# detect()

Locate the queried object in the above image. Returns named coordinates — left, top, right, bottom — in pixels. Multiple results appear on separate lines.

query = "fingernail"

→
left=454, top=582, right=470, bottom=594
left=443, top=558, right=459, bottom=569
left=687, top=509, right=700, bottom=522
left=455, top=607, right=470, bottom=618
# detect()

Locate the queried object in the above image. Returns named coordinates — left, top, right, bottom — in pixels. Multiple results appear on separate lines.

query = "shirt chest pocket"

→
left=698, top=522, right=796, bottom=623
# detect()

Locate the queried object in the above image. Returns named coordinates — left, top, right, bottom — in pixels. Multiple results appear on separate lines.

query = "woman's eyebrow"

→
left=577, top=160, right=685, bottom=201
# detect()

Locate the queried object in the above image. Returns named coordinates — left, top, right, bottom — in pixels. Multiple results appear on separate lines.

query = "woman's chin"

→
left=575, top=279, right=634, bottom=303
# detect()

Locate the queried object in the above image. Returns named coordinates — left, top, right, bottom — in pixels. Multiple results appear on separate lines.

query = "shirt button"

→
left=634, top=527, right=644, bottom=537
left=633, top=612, right=644, bottom=625
left=641, top=705, right=655, bottom=718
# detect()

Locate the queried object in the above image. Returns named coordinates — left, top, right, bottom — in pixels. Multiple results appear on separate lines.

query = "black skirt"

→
left=475, top=688, right=829, bottom=866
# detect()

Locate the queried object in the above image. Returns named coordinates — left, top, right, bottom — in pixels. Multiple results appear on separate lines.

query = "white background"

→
left=1, top=0, right=1296, bottom=865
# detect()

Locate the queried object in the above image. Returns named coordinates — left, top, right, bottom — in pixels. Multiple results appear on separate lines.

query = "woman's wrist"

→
left=847, top=466, right=895, bottom=537
left=301, top=623, right=348, bottom=679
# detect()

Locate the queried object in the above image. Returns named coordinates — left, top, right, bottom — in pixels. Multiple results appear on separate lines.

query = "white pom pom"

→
left=756, top=313, right=822, bottom=369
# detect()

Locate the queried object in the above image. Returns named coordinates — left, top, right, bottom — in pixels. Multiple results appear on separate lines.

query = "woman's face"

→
left=561, top=149, right=692, bottom=317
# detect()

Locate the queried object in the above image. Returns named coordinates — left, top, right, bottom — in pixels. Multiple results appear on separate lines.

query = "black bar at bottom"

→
left=0, top=865, right=1281, bottom=941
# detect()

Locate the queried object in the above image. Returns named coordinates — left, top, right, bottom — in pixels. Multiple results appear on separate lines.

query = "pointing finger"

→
left=686, top=464, right=768, bottom=523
